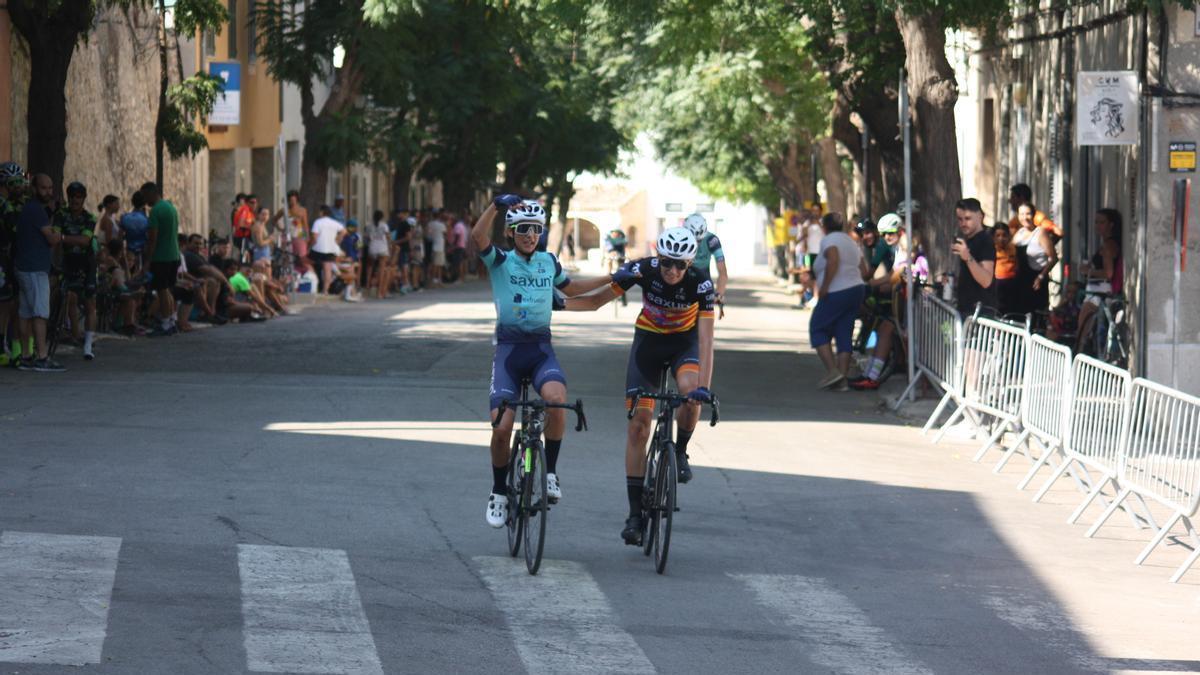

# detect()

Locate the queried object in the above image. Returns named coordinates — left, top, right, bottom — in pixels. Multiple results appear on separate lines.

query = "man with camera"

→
left=951, top=198, right=996, bottom=316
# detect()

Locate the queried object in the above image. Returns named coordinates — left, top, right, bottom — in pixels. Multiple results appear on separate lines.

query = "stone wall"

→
left=9, top=6, right=200, bottom=232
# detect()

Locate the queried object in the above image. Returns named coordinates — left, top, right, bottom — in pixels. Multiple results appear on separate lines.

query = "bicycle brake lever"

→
left=574, top=399, right=587, bottom=432
left=627, top=392, right=640, bottom=420
left=709, top=396, right=720, bottom=427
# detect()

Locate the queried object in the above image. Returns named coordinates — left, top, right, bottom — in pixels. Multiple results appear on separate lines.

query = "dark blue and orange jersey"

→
left=612, top=257, right=716, bottom=334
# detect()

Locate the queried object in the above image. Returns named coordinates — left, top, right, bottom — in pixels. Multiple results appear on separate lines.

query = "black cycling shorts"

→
left=625, top=329, right=700, bottom=409
left=64, top=258, right=98, bottom=300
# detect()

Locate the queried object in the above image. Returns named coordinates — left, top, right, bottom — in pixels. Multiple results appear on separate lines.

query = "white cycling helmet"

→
left=682, top=212, right=707, bottom=237
left=504, top=200, right=547, bottom=227
left=877, top=212, right=902, bottom=234
left=657, top=227, right=698, bottom=260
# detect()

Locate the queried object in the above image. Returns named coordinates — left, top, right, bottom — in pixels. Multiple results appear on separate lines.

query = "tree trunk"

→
left=763, top=140, right=813, bottom=210
left=392, top=164, right=414, bottom=211
left=296, top=47, right=366, bottom=217
left=8, top=0, right=93, bottom=193
left=816, top=137, right=848, bottom=215
left=155, top=0, right=169, bottom=189
left=896, top=7, right=963, bottom=275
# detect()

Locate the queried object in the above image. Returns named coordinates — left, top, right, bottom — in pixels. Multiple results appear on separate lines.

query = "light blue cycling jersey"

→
left=693, top=232, right=725, bottom=271
left=480, top=244, right=570, bottom=343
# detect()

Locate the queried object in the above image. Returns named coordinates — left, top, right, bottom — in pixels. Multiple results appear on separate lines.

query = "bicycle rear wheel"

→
left=505, top=436, right=522, bottom=557
left=46, top=283, right=65, bottom=358
left=653, top=442, right=677, bottom=575
left=521, top=442, right=548, bottom=575
left=642, top=437, right=658, bottom=557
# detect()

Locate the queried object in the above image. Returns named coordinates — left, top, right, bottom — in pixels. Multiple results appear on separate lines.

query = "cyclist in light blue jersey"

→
left=683, top=213, right=727, bottom=306
left=473, top=194, right=615, bottom=528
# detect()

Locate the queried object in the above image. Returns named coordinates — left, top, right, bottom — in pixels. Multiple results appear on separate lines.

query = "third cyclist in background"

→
left=682, top=213, right=727, bottom=311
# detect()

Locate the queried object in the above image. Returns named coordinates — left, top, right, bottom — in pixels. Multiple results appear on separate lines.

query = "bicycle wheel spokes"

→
left=642, top=438, right=658, bottom=557
left=506, top=437, right=522, bottom=558
left=654, top=443, right=677, bottom=575
left=522, top=444, right=548, bottom=575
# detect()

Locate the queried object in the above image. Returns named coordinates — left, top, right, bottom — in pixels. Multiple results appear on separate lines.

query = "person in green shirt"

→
left=221, top=260, right=269, bottom=321
left=141, top=181, right=180, bottom=336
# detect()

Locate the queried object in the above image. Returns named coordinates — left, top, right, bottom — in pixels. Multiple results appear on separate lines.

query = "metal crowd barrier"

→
left=931, top=317, right=1029, bottom=463
left=992, top=335, right=1072, bottom=489
left=898, top=290, right=965, bottom=429
left=1087, top=379, right=1200, bottom=583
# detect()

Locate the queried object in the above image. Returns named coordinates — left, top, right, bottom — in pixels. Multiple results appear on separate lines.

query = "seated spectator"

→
left=850, top=214, right=906, bottom=391
left=219, top=260, right=265, bottom=322
left=1075, top=208, right=1123, bottom=353
left=333, top=250, right=363, bottom=303
left=232, top=262, right=277, bottom=318
left=182, top=234, right=228, bottom=323
left=250, top=259, right=290, bottom=314
left=98, top=240, right=145, bottom=337
left=173, top=243, right=202, bottom=333
left=97, top=194, right=121, bottom=247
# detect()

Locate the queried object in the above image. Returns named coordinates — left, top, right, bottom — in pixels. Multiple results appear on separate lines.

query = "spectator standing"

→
left=993, top=224, right=1020, bottom=315
left=331, top=194, right=347, bottom=224
left=426, top=211, right=448, bottom=285
left=951, top=198, right=997, bottom=316
left=1006, top=183, right=1061, bottom=238
left=142, top=181, right=182, bottom=336
left=54, top=181, right=100, bottom=360
left=283, top=190, right=310, bottom=273
left=96, top=194, right=120, bottom=247
left=408, top=216, right=425, bottom=290
left=1075, top=208, right=1124, bottom=353
left=232, top=194, right=256, bottom=262
left=367, top=210, right=392, bottom=298
left=809, top=212, right=865, bottom=390
left=309, top=205, right=346, bottom=296
left=14, top=174, right=64, bottom=371
left=448, top=213, right=469, bottom=283
left=0, top=162, right=26, bottom=365
left=804, top=212, right=824, bottom=268
left=119, top=189, right=150, bottom=267
left=251, top=206, right=274, bottom=263
left=1012, top=202, right=1058, bottom=315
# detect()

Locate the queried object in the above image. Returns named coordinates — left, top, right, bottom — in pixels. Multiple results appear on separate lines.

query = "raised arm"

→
left=471, top=205, right=499, bottom=252
left=561, top=286, right=621, bottom=311
left=559, top=275, right=613, bottom=297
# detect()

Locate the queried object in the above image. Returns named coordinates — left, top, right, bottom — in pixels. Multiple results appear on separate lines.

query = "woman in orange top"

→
left=993, top=223, right=1019, bottom=315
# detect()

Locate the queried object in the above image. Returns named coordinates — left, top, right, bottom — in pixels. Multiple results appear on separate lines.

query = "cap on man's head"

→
left=346, top=219, right=358, bottom=229
left=335, top=194, right=345, bottom=201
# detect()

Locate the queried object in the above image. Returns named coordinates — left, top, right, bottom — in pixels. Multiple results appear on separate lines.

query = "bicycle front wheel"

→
left=642, top=437, right=658, bottom=557
left=522, top=442, right=548, bottom=575
left=505, top=436, right=522, bottom=557
left=654, top=442, right=677, bottom=575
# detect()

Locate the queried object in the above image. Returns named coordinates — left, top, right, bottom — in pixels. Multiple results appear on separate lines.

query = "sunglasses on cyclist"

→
left=657, top=257, right=690, bottom=271
left=511, top=222, right=545, bottom=236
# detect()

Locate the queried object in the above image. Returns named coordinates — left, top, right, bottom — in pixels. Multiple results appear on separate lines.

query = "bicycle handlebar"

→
left=626, top=389, right=720, bottom=427
left=492, top=398, right=589, bottom=432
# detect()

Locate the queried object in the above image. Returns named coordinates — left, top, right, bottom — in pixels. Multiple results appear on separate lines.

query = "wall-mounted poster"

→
left=209, top=62, right=241, bottom=126
left=1076, top=71, right=1139, bottom=146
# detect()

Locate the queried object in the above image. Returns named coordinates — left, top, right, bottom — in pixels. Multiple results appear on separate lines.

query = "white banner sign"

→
left=1076, top=71, right=1139, bottom=146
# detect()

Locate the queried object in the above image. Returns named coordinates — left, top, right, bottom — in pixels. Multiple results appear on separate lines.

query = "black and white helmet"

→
left=504, top=200, right=547, bottom=227
left=657, top=227, right=698, bottom=260
left=682, top=212, right=707, bottom=237
left=0, top=162, right=24, bottom=186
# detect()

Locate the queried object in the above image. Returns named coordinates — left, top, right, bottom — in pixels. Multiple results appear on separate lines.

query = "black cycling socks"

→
left=676, top=428, right=694, bottom=455
left=492, top=465, right=507, bottom=495
left=545, top=438, right=562, bottom=474
left=626, top=476, right=643, bottom=516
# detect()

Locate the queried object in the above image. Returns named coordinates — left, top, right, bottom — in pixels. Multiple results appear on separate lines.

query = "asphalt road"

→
left=1, top=276, right=1197, bottom=674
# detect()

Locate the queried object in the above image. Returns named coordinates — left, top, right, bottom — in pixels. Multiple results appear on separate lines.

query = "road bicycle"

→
left=627, top=370, right=719, bottom=574
left=492, top=379, right=587, bottom=575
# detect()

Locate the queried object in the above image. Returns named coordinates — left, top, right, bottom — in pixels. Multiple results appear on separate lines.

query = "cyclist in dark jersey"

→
left=558, top=226, right=717, bottom=545
left=0, top=162, right=25, bottom=365
left=53, top=181, right=100, bottom=360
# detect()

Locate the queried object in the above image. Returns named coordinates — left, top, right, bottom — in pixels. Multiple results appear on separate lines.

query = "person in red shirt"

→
left=232, top=194, right=257, bottom=262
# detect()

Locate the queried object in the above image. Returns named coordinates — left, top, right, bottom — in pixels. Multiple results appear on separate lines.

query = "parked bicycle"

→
left=1082, top=292, right=1129, bottom=369
left=492, top=379, right=587, bottom=575
left=627, top=370, right=719, bottom=575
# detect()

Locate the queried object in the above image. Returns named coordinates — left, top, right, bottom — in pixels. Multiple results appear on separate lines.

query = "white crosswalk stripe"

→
left=0, top=531, right=122, bottom=666
left=981, top=591, right=1108, bottom=673
left=238, top=544, right=383, bottom=675
left=731, top=573, right=932, bottom=675
left=475, top=556, right=656, bottom=674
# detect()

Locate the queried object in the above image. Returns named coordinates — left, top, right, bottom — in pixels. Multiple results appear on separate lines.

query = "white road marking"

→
left=981, top=592, right=1107, bottom=673
left=238, top=545, right=383, bottom=675
left=0, top=531, right=122, bottom=666
left=475, top=556, right=656, bottom=674
left=731, top=573, right=932, bottom=675
left=264, top=421, right=491, bottom=444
